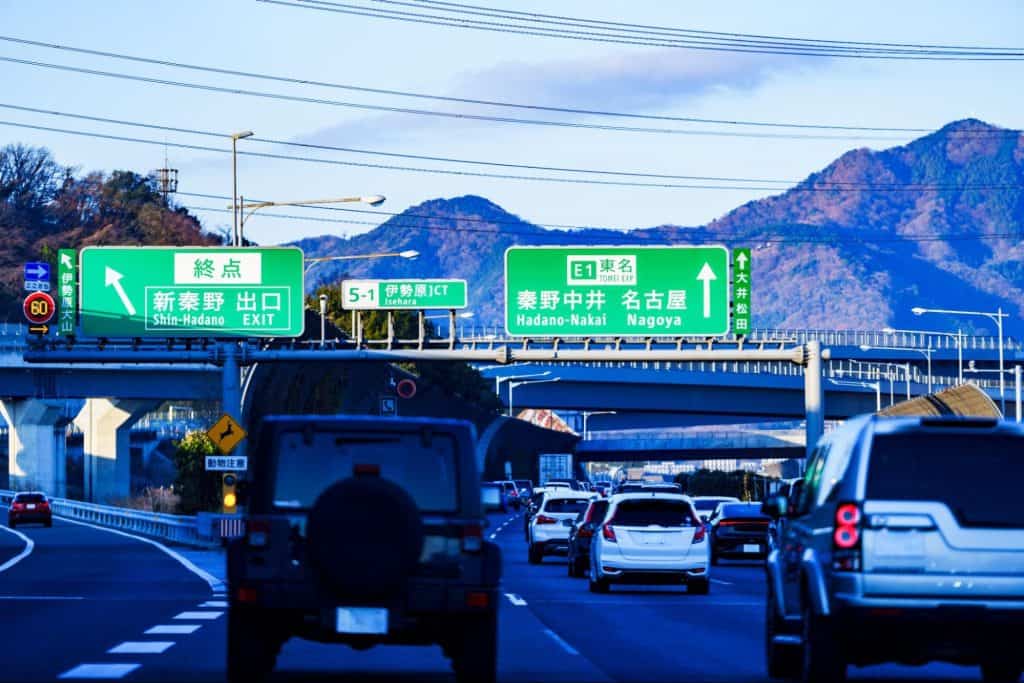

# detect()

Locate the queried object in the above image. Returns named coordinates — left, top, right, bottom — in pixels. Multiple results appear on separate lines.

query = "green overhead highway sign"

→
left=80, top=247, right=305, bottom=338
left=341, top=279, right=468, bottom=310
left=505, top=245, right=730, bottom=337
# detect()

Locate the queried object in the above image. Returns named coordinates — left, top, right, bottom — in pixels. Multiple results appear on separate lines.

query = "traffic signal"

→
left=222, top=473, right=238, bottom=513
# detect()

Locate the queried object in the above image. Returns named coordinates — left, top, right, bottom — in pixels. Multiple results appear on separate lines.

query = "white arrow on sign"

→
left=696, top=262, right=717, bottom=319
left=736, top=252, right=749, bottom=270
left=60, top=252, right=73, bottom=268
left=104, top=266, right=136, bottom=316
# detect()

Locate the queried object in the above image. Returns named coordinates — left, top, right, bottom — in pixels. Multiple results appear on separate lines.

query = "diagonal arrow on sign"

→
left=696, top=262, right=718, bottom=319
left=104, top=266, right=136, bottom=316
left=60, top=252, right=73, bottom=268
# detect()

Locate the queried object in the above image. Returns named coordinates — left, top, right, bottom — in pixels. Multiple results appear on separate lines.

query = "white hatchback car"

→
left=528, top=491, right=594, bottom=564
left=589, top=492, right=710, bottom=594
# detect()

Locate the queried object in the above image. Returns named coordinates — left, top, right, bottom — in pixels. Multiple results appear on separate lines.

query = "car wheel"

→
left=688, top=578, right=710, bottom=595
left=588, top=565, right=610, bottom=594
left=528, top=543, right=543, bottom=565
left=800, top=605, right=845, bottom=683
left=451, top=610, right=497, bottom=683
left=766, top=584, right=801, bottom=680
left=226, top=608, right=281, bottom=683
left=980, top=659, right=1023, bottom=682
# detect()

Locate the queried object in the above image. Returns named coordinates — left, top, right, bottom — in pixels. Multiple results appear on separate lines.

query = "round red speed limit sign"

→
left=396, top=379, right=417, bottom=399
left=23, top=291, right=56, bottom=324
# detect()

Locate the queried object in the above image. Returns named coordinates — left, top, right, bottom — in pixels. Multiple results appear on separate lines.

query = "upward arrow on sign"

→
left=696, top=262, right=717, bottom=318
left=736, top=252, right=749, bottom=270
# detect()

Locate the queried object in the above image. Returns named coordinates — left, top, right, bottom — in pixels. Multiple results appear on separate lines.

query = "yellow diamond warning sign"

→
left=207, top=413, right=247, bottom=455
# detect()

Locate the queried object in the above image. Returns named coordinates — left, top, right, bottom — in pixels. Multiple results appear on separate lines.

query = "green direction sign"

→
left=732, top=247, right=751, bottom=335
left=80, top=247, right=305, bottom=338
left=341, top=279, right=468, bottom=310
left=505, top=246, right=730, bottom=337
left=57, top=249, right=77, bottom=336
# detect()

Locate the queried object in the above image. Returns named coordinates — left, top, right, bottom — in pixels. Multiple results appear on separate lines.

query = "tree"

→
left=171, top=431, right=221, bottom=514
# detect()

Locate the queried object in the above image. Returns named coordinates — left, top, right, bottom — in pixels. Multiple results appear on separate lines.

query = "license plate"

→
left=335, top=607, right=388, bottom=634
left=639, top=533, right=665, bottom=545
left=26, top=504, right=36, bottom=510
left=743, top=544, right=760, bottom=553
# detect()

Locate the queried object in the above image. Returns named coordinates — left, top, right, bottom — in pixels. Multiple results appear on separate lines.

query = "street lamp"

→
left=882, top=326, right=964, bottom=384
left=507, top=377, right=560, bottom=418
left=846, top=359, right=911, bottom=404
left=232, top=195, right=387, bottom=246
left=494, top=371, right=549, bottom=397
left=860, top=344, right=933, bottom=394
left=425, top=311, right=474, bottom=338
left=829, top=377, right=882, bottom=412
left=582, top=410, right=617, bottom=440
left=230, top=130, right=254, bottom=246
left=302, top=250, right=419, bottom=274
left=913, top=306, right=1008, bottom=411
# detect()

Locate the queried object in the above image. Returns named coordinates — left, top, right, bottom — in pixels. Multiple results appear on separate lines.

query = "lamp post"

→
left=883, top=326, right=964, bottom=384
left=232, top=195, right=386, bottom=247
left=507, top=377, right=560, bottom=418
left=964, top=365, right=1023, bottom=422
left=847, top=359, right=911, bottom=404
left=913, top=306, right=1008, bottom=412
left=318, top=294, right=327, bottom=347
left=860, top=344, right=933, bottom=394
left=302, top=250, right=419, bottom=275
left=582, top=410, right=617, bottom=440
left=830, top=377, right=882, bottom=411
left=493, top=372, right=549, bottom=398
left=425, top=311, right=474, bottom=338
left=230, top=130, right=254, bottom=246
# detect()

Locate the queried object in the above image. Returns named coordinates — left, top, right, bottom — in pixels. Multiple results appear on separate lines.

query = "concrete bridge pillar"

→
left=0, top=398, right=69, bottom=496
left=74, top=399, right=159, bottom=503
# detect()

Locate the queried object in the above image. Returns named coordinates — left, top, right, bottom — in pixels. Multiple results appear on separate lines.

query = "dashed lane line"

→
left=710, top=578, right=734, bottom=586
left=145, top=625, right=201, bottom=635
left=198, top=600, right=227, bottom=608
left=52, top=515, right=223, bottom=592
left=173, top=611, right=223, bottom=620
left=504, top=593, right=528, bottom=606
left=57, top=664, right=141, bottom=679
left=543, top=628, right=580, bottom=656
left=0, top=522, right=34, bottom=573
left=107, top=642, right=175, bottom=655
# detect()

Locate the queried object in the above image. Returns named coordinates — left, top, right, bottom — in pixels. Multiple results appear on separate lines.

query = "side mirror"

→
left=761, top=495, right=787, bottom=519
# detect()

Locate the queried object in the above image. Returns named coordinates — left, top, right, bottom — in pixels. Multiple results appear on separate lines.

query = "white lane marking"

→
left=504, top=593, right=528, bottom=606
left=146, top=624, right=201, bottom=635
left=58, top=663, right=141, bottom=679
left=488, top=533, right=497, bottom=540
left=53, top=515, right=223, bottom=592
left=198, top=600, right=227, bottom=608
left=108, top=641, right=175, bottom=654
left=543, top=628, right=580, bottom=656
left=710, top=578, right=734, bottom=586
left=173, top=611, right=223, bottom=620
left=0, top=595, right=83, bottom=600
left=0, top=523, right=34, bottom=573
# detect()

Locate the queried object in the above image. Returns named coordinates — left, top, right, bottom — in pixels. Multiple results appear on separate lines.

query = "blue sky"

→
left=2, top=0, right=1022, bottom=244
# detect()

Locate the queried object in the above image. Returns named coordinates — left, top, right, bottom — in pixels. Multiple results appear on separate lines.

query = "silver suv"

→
left=763, top=415, right=1024, bottom=683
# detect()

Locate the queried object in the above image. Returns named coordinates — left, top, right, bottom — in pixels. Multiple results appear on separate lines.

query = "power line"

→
left=184, top=203, right=1024, bottom=245
left=1, top=116, right=1020, bottom=191
left=268, top=0, right=1024, bottom=61
left=0, top=34, right=975, bottom=135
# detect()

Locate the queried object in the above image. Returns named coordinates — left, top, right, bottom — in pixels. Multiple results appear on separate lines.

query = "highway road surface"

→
left=0, top=507, right=989, bottom=682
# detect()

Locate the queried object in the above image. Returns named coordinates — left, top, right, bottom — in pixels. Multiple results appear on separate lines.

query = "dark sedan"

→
left=566, top=498, right=609, bottom=578
left=708, top=502, right=770, bottom=564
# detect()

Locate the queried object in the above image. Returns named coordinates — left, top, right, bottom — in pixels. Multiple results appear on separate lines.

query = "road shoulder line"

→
left=0, top=522, right=34, bottom=573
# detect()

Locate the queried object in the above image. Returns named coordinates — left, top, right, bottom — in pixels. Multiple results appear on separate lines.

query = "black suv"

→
left=226, top=415, right=502, bottom=683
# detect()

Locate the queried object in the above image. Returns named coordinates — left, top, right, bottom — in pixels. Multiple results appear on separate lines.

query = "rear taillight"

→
left=462, top=524, right=483, bottom=553
left=247, top=520, right=270, bottom=548
left=535, top=515, right=557, bottom=525
left=578, top=526, right=594, bottom=538
left=236, top=586, right=259, bottom=603
left=602, top=523, right=617, bottom=543
left=10, top=503, right=24, bottom=511
left=692, top=523, right=707, bottom=544
left=832, top=502, right=862, bottom=571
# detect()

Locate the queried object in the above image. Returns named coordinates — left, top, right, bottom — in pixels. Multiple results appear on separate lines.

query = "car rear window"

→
left=612, top=500, right=696, bottom=527
left=14, top=493, right=46, bottom=503
left=720, top=504, right=768, bottom=518
left=544, top=498, right=590, bottom=514
left=867, top=432, right=1024, bottom=528
left=272, top=430, right=458, bottom=513
left=586, top=500, right=610, bottom=523
left=693, top=498, right=731, bottom=511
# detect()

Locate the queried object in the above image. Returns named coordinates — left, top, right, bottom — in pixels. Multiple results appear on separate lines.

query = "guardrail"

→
left=0, top=489, right=224, bottom=548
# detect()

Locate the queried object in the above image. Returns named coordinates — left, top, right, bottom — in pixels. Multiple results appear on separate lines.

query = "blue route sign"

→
left=24, top=262, right=50, bottom=282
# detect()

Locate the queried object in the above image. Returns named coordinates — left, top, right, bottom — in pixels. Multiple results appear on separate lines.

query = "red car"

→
left=7, top=492, right=52, bottom=528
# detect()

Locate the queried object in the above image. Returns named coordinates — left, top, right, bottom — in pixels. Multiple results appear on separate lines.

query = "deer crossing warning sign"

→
left=206, top=413, right=247, bottom=455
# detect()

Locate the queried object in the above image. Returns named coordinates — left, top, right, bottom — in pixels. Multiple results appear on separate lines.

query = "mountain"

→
left=299, top=119, right=1024, bottom=334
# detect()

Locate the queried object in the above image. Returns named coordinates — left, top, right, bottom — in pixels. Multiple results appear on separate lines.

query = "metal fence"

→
left=0, top=489, right=223, bottom=548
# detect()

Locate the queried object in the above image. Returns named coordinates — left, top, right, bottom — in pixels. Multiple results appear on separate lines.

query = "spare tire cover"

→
left=305, top=476, right=425, bottom=601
